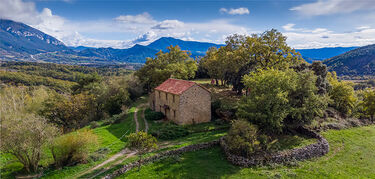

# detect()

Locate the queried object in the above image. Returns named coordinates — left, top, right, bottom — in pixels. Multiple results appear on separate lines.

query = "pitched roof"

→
left=154, top=78, right=197, bottom=95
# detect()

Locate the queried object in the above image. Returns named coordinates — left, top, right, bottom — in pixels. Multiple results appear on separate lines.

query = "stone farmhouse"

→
left=149, top=78, right=211, bottom=125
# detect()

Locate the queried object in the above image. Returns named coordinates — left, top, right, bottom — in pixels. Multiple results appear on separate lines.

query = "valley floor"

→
left=119, top=125, right=375, bottom=178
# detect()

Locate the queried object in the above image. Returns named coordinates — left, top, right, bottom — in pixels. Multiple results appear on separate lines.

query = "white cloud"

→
left=282, top=24, right=375, bottom=49
left=282, top=23, right=297, bottom=31
left=152, top=20, right=184, bottom=30
left=290, top=0, right=375, bottom=16
left=0, top=0, right=41, bottom=24
left=114, top=12, right=156, bottom=24
left=356, top=26, right=371, bottom=30
left=220, top=7, right=249, bottom=15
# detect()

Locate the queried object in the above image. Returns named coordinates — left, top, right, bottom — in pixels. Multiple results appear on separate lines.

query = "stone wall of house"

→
left=220, top=127, right=329, bottom=167
left=178, top=84, right=211, bottom=125
left=152, top=90, right=180, bottom=121
left=149, top=92, right=156, bottom=110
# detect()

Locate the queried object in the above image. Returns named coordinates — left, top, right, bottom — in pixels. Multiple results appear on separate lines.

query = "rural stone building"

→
left=149, top=78, right=211, bottom=125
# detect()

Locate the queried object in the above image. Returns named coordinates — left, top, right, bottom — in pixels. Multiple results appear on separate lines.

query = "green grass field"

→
left=119, top=125, right=375, bottom=179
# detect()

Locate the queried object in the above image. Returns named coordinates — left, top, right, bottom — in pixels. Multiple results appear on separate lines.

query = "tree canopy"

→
left=136, top=45, right=198, bottom=92
left=200, top=29, right=303, bottom=94
left=237, top=68, right=328, bottom=133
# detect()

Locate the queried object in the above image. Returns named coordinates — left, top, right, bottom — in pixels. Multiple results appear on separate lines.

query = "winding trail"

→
left=134, top=108, right=139, bottom=132
left=87, top=151, right=136, bottom=179
left=88, top=107, right=151, bottom=178
left=142, top=108, right=149, bottom=132
left=76, top=105, right=143, bottom=178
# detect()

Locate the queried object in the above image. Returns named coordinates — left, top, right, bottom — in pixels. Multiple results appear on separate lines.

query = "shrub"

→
left=111, top=113, right=124, bottom=124
left=328, top=72, right=357, bottom=116
left=150, top=123, right=189, bottom=140
left=50, top=129, right=98, bottom=168
left=90, top=121, right=100, bottom=128
left=360, top=89, right=375, bottom=120
left=126, top=131, right=158, bottom=170
left=89, top=147, right=110, bottom=162
left=101, top=119, right=113, bottom=126
left=237, top=68, right=328, bottom=133
left=145, top=108, right=164, bottom=121
left=211, top=99, right=222, bottom=120
left=225, top=120, right=273, bottom=157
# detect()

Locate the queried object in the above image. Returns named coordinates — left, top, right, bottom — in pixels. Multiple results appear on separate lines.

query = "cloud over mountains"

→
left=0, top=0, right=374, bottom=49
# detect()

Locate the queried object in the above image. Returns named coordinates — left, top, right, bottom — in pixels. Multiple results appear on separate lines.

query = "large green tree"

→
left=136, top=45, right=198, bottom=91
left=237, top=68, right=328, bottom=133
left=200, top=29, right=303, bottom=94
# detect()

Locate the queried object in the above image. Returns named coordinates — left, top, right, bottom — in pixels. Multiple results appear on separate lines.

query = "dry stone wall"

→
left=105, top=128, right=329, bottom=178
left=220, top=127, right=329, bottom=167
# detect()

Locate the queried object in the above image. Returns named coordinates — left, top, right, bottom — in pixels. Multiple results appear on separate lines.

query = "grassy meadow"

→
left=118, top=125, right=375, bottom=179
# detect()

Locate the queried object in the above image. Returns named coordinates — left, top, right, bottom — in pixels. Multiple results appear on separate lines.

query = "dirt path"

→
left=134, top=108, right=139, bottom=132
left=78, top=149, right=130, bottom=178
left=142, top=109, right=149, bottom=132
left=76, top=105, right=143, bottom=178
left=87, top=151, right=137, bottom=179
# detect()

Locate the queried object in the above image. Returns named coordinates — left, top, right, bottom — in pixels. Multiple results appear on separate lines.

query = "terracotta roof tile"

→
left=155, top=78, right=196, bottom=95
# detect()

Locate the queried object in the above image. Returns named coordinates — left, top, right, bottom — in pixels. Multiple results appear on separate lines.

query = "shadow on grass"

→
left=122, top=147, right=240, bottom=178
left=106, top=111, right=136, bottom=143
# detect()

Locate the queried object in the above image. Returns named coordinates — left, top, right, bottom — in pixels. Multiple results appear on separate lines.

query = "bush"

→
left=101, top=119, right=113, bottom=126
left=89, top=147, right=110, bottom=162
left=90, top=121, right=100, bottom=128
left=360, top=89, right=375, bottom=120
left=111, top=114, right=124, bottom=124
left=211, top=99, right=222, bottom=120
left=225, top=120, right=273, bottom=157
left=50, top=129, right=98, bottom=168
left=328, top=72, right=357, bottom=116
left=145, top=108, right=164, bottom=121
left=150, top=123, right=189, bottom=140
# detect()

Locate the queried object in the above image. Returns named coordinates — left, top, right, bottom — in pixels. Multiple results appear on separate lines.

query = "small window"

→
left=158, top=91, right=161, bottom=98
left=173, top=95, right=175, bottom=103
left=166, top=93, right=168, bottom=100
left=173, top=110, right=176, bottom=118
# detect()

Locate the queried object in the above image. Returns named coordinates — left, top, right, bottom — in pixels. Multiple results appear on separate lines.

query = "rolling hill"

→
left=296, top=47, right=357, bottom=63
left=323, top=44, right=375, bottom=76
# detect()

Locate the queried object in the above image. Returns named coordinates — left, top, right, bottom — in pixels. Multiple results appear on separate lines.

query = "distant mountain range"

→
left=0, top=19, right=373, bottom=75
left=323, top=44, right=375, bottom=76
left=72, top=38, right=223, bottom=63
left=296, top=47, right=357, bottom=63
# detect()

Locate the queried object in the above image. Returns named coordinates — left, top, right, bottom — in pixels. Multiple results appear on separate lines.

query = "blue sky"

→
left=1, top=0, right=375, bottom=49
